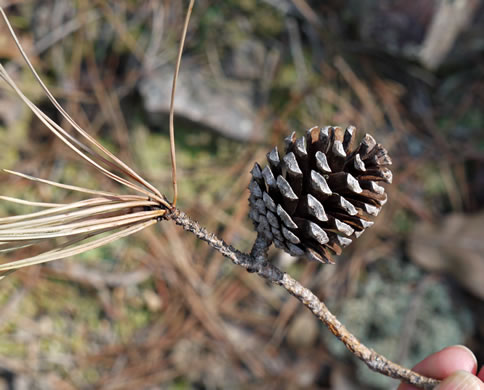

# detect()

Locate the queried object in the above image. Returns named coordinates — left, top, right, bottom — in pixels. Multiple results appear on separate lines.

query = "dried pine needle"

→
left=0, top=6, right=170, bottom=277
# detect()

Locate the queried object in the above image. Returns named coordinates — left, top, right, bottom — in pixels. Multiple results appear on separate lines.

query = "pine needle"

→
left=0, top=7, right=170, bottom=208
left=0, top=219, right=158, bottom=272
left=3, top=169, right=121, bottom=198
left=0, top=195, right=63, bottom=208
left=0, top=6, right=171, bottom=278
left=169, top=0, right=195, bottom=207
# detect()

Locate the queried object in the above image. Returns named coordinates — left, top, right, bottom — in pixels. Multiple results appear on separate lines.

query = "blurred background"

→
left=0, top=0, right=483, bottom=389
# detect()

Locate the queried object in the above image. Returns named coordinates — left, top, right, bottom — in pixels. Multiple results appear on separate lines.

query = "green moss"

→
left=83, top=367, right=101, bottom=384
left=0, top=338, right=26, bottom=357
left=393, top=208, right=414, bottom=234
left=0, top=105, right=30, bottom=169
left=115, top=304, right=152, bottom=342
left=168, top=379, right=191, bottom=390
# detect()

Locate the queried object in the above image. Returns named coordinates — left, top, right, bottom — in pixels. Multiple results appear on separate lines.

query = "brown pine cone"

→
left=248, top=126, right=392, bottom=264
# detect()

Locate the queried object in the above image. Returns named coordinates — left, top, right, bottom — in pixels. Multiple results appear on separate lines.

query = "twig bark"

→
left=166, top=207, right=440, bottom=389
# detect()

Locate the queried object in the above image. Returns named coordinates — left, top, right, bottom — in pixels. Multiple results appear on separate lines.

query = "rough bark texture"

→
left=168, top=208, right=283, bottom=282
left=165, top=207, right=440, bottom=389
left=280, top=274, right=440, bottom=389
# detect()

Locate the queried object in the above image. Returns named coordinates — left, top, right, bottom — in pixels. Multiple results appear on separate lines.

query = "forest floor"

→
left=0, top=1, right=483, bottom=389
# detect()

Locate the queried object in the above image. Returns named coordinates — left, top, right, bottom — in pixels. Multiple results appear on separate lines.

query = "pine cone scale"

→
left=315, top=151, right=332, bottom=173
left=310, top=170, right=332, bottom=198
left=276, top=204, right=298, bottom=230
left=326, top=172, right=363, bottom=195
left=305, top=194, right=328, bottom=222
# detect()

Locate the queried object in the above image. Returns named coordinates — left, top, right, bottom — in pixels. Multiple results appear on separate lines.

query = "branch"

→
left=166, top=208, right=440, bottom=389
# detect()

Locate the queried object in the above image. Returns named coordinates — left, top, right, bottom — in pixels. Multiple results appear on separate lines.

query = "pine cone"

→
left=248, top=126, right=392, bottom=264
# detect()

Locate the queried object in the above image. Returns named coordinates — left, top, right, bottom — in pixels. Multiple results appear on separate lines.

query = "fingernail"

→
left=453, top=345, right=478, bottom=370
left=435, top=370, right=482, bottom=389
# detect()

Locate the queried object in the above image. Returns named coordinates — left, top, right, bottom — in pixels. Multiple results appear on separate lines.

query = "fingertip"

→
left=399, top=346, right=479, bottom=388
left=435, top=370, right=483, bottom=389
left=410, top=345, right=477, bottom=379
left=452, top=346, right=478, bottom=373
left=478, top=366, right=484, bottom=381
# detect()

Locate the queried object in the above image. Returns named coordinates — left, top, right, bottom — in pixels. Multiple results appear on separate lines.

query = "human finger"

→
left=435, top=370, right=484, bottom=389
left=398, top=346, right=477, bottom=390
left=478, top=366, right=484, bottom=381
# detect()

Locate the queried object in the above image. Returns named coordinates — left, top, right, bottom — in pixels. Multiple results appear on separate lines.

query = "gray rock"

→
left=139, top=64, right=261, bottom=141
